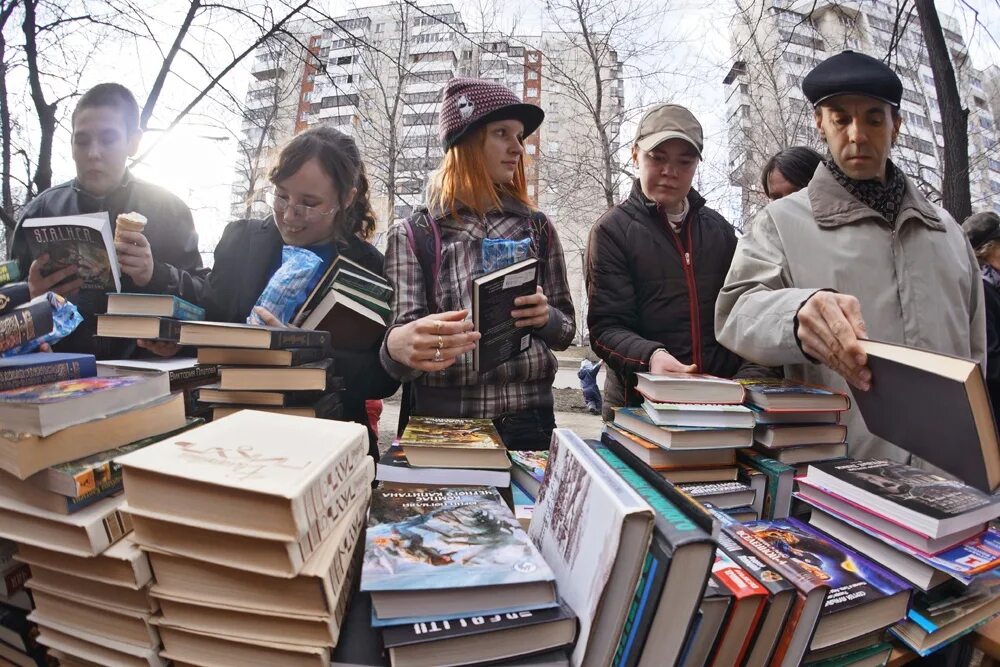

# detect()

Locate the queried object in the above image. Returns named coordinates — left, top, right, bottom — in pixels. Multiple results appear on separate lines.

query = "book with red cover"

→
left=706, top=549, right=767, bottom=666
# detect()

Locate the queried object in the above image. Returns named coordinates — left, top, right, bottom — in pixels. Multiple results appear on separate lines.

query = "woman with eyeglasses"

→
left=141, top=126, right=398, bottom=457
left=380, top=78, right=576, bottom=450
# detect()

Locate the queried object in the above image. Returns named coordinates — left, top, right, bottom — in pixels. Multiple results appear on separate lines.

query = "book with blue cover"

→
left=0, top=353, right=96, bottom=392
left=106, top=293, right=205, bottom=321
left=737, top=378, right=850, bottom=411
left=362, top=486, right=556, bottom=622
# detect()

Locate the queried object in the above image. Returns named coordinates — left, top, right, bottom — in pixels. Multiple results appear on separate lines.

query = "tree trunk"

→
left=0, top=1, right=16, bottom=228
left=21, top=0, right=57, bottom=200
left=914, top=0, right=971, bottom=222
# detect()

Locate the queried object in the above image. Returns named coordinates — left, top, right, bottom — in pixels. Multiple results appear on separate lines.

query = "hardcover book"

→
left=118, top=410, right=368, bottom=541
left=15, top=539, right=152, bottom=590
left=0, top=366, right=170, bottom=437
left=0, top=281, right=30, bottom=314
left=196, top=346, right=326, bottom=367
left=472, top=257, right=538, bottom=372
left=218, top=359, right=333, bottom=392
left=0, top=259, right=19, bottom=286
left=0, top=494, right=131, bottom=557
left=0, top=295, right=55, bottom=355
left=299, top=288, right=387, bottom=352
left=105, top=293, right=205, bottom=320
left=634, top=372, right=745, bottom=405
left=294, top=254, right=389, bottom=325
left=736, top=378, right=850, bottom=411
left=375, top=445, right=511, bottom=487
left=893, top=576, right=1000, bottom=655
left=178, top=321, right=330, bottom=350
left=602, top=425, right=737, bottom=470
left=708, top=548, right=768, bottom=667
left=22, top=213, right=121, bottom=292
left=529, top=429, right=654, bottom=667
left=0, top=353, right=96, bottom=392
left=399, top=417, right=510, bottom=469
left=805, top=458, right=1000, bottom=538
left=642, top=401, right=755, bottom=429
left=34, top=624, right=166, bottom=667
left=851, top=339, right=1000, bottom=492
left=362, top=486, right=556, bottom=621
left=96, top=314, right=183, bottom=341
left=676, top=481, right=756, bottom=511
left=613, top=408, right=753, bottom=450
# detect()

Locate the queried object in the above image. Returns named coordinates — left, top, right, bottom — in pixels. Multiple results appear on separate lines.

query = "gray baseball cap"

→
left=634, top=103, right=703, bottom=157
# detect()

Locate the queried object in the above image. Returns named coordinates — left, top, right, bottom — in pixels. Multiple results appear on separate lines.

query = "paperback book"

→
left=22, top=213, right=121, bottom=292
left=399, top=416, right=509, bottom=469
left=472, top=257, right=539, bottom=372
left=0, top=352, right=96, bottom=392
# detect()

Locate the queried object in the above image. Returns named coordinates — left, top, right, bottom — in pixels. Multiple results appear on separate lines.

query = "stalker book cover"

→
left=22, top=213, right=121, bottom=292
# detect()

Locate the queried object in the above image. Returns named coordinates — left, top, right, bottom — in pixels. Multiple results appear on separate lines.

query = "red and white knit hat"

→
left=438, top=77, right=544, bottom=150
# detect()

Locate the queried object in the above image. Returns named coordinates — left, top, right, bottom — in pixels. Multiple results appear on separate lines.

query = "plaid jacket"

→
left=380, top=196, right=576, bottom=418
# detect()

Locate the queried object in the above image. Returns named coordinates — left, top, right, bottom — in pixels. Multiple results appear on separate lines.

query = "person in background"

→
left=585, top=103, right=742, bottom=421
left=9, top=83, right=207, bottom=357
left=143, top=127, right=398, bottom=458
left=578, top=358, right=603, bottom=415
left=380, top=77, right=576, bottom=451
left=716, top=50, right=984, bottom=464
left=963, top=211, right=1000, bottom=423
left=760, top=146, right=824, bottom=201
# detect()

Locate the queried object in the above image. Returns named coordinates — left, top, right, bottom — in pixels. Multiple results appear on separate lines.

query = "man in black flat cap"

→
left=716, top=50, right=985, bottom=464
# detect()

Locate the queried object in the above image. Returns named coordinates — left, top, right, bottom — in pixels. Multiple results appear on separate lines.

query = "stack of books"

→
left=96, top=292, right=205, bottom=343
left=375, top=417, right=512, bottom=488
left=0, top=363, right=192, bottom=666
left=738, top=378, right=851, bottom=470
left=361, top=484, right=575, bottom=666
left=116, top=410, right=373, bottom=666
left=509, top=451, right=547, bottom=529
left=606, top=372, right=759, bottom=521
left=99, top=356, right=220, bottom=419
left=0, top=538, right=41, bottom=667
left=178, top=322, right=342, bottom=421
left=798, top=457, right=1000, bottom=657
left=292, top=255, right=391, bottom=351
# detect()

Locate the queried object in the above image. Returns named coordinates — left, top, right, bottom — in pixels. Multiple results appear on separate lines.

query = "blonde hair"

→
left=976, top=240, right=1000, bottom=265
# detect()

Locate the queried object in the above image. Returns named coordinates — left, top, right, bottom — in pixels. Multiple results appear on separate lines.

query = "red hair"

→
left=427, top=127, right=534, bottom=220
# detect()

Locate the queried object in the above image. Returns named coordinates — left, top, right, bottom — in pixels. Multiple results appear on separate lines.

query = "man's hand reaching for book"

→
left=27, top=254, right=83, bottom=299
left=115, top=229, right=154, bottom=287
left=796, top=291, right=871, bottom=391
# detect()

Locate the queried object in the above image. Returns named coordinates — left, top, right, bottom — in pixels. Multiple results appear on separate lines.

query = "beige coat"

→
left=715, top=162, right=986, bottom=463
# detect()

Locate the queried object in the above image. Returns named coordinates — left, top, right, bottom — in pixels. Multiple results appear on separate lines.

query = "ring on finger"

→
left=434, top=320, right=443, bottom=332
left=433, top=348, right=442, bottom=362
left=437, top=335, right=443, bottom=349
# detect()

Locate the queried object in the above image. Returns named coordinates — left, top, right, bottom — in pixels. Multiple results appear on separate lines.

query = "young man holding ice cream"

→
left=9, top=83, right=208, bottom=357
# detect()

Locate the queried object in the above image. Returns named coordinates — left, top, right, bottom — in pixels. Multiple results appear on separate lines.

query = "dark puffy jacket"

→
left=586, top=180, right=742, bottom=413
left=983, top=277, right=1000, bottom=423
left=10, top=171, right=208, bottom=357
left=203, top=217, right=399, bottom=458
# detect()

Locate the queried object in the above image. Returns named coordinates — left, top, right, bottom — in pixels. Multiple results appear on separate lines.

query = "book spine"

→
left=613, top=551, right=654, bottom=667
left=326, top=490, right=370, bottom=592
left=0, top=356, right=95, bottom=391
left=0, top=261, right=20, bottom=286
left=0, top=300, right=54, bottom=354
left=64, top=478, right=124, bottom=513
left=271, top=328, right=330, bottom=349
left=615, top=537, right=670, bottom=667
left=1, top=562, right=29, bottom=597
left=0, top=283, right=30, bottom=314
left=335, top=272, right=392, bottom=302
left=296, top=458, right=373, bottom=565
left=295, top=436, right=367, bottom=534
left=159, top=318, right=183, bottom=341
left=168, top=365, right=218, bottom=385
left=172, top=298, right=206, bottom=322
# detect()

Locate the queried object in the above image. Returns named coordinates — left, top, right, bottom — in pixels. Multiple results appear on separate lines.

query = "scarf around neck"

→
left=825, top=158, right=908, bottom=225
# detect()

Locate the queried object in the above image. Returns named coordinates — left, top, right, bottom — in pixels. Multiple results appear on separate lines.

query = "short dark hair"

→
left=269, top=126, right=378, bottom=241
left=761, top=146, right=824, bottom=197
left=72, top=83, right=141, bottom=136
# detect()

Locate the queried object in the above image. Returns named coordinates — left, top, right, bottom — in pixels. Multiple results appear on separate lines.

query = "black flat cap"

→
left=963, top=212, right=1000, bottom=249
left=803, top=50, right=903, bottom=108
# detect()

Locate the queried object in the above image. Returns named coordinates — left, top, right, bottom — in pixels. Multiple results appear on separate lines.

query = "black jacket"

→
left=10, top=171, right=208, bottom=357
left=983, top=277, right=1000, bottom=422
left=586, top=180, right=742, bottom=410
left=204, top=217, right=399, bottom=456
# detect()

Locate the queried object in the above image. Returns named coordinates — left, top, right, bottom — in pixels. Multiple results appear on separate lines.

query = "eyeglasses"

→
left=265, top=191, right=337, bottom=221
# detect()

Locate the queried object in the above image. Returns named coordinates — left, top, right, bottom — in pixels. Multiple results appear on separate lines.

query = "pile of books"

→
left=117, top=410, right=373, bottom=666
left=509, top=450, right=547, bottom=529
left=292, top=255, right=392, bottom=351
left=739, top=378, right=851, bottom=471
left=798, top=457, right=1000, bottom=657
left=375, top=417, right=511, bottom=488
left=96, top=292, right=205, bottom=344
left=0, top=359, right=193, bottom=666
left=606, top=372, right=760, bottom=521
left=178, top=321, right=342, bottom=421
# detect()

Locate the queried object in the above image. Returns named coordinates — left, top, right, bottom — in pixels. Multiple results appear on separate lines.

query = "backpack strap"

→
left=402, top=207, right=441, bottom=313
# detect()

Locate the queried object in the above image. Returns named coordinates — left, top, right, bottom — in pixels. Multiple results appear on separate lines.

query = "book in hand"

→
left=735, top=517, right=911, bottom=652
left=852, top=338, right=1000, bottom=492
left=218, top=359, right=333, bottom=392
left=117, top=410, right=368, bottom=541
left=0, top=294, right=55, bottom=354
left=676, top=481, right=756, bottom=510
left=382, top=603, right=576, bottom=667
left=0, top=366, right=170, bottom=437
left=97, top=314, right=182, bottom=341
left=105, top=293, right=205, bottom=320
left=0, top=281, right=30, bottom=314
left=197, top=346, right=326, bottom=367
left=0, top=352, right=96, bottom=392
left=471, top=257, right=538, bottom=372
left=509, top=450, right=548, bottom=498
left=530, top=429, right=655, bottom=667
left=399, top=416, right=510, bottom=470
left=22, top=213, right=121, bottom=292
left=299, top=288, right=387, bottom=352
left=0, top=259, right=19, bottom=286
left=376, top=445, right=511, bottom=487
left=737, top=378, right=850, bottom=411
left=178, top=321, right=330, bottom=350
left=361, top=486, right=556, bottom=622
left=642, top=400, right=755, bottom=429
left=634, top=372, right=746, bottom=405
left=293, top=254, right=391, bottom=323
left=613, top=407, right=753, bottom=450
left=804, top=458, right=1000, bottom=540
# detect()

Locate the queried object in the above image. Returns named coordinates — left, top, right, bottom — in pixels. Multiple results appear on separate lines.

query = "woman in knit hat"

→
left=380, top=77, right=576, bottom=450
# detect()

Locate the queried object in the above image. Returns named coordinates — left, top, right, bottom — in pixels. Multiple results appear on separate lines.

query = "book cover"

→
left=0, top=353, right=96, bottom=392
left=362, top=486, right=554, bottom=591
left=676, top=481, right=752, bottom=497
left=400, top=416, right=504, bottom=451
left=22, top=213, right=120, bottom=292
left=0, top=296, right=54, bottom=355
left=197, top=346, right=325, bottom=368
left=374, top=445, right=511, bottom=487
left=0, top=375, right=142, bottom=404
left=510, top=451, right=548, bottom=483
left=0, top=260, right=19, bottom=286
left=331, top=283, right=391, bottom=320
left=0, top=282, right=30, bottom=314
left=472, top=257, right=538, bottom=372
left=809, top=458, right=1000, bottom=522
left=634, top=372, right=746, bottom=404
left=710, top=548, right=768, bottom=663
